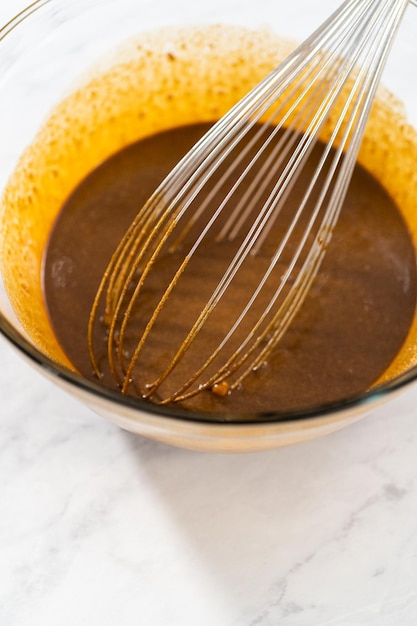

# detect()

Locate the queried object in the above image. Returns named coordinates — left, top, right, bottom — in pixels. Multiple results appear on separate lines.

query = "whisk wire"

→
left=115, top=0, right=391, bottom=391
left=137, top=3, right=405, bottom=402
left=224, top=0, right=411, bottom=384
left=88, top=0, right=413, bottom=403
left=238, top=0, right=411, bottom=381
left=93, top=0, right=378, bottom=327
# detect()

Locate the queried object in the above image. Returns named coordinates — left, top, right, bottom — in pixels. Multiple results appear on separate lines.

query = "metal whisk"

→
left=88, top=0, right=414, bottom=405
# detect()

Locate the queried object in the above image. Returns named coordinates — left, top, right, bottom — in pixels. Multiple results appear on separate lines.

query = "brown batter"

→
left=2, top=24, right=417, bottom=420
left=42, top=122, right=417, bottom=416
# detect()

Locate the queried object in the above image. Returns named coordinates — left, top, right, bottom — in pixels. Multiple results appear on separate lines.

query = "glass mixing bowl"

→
left=0, top=0, right=416, bottom=452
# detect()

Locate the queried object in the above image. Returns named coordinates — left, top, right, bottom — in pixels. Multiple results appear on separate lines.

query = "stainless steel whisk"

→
left=88, top=0, right=414, bottom=404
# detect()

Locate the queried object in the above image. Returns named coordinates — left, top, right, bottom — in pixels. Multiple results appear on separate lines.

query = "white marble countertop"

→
left=2, top=1, right=417, bottom=625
